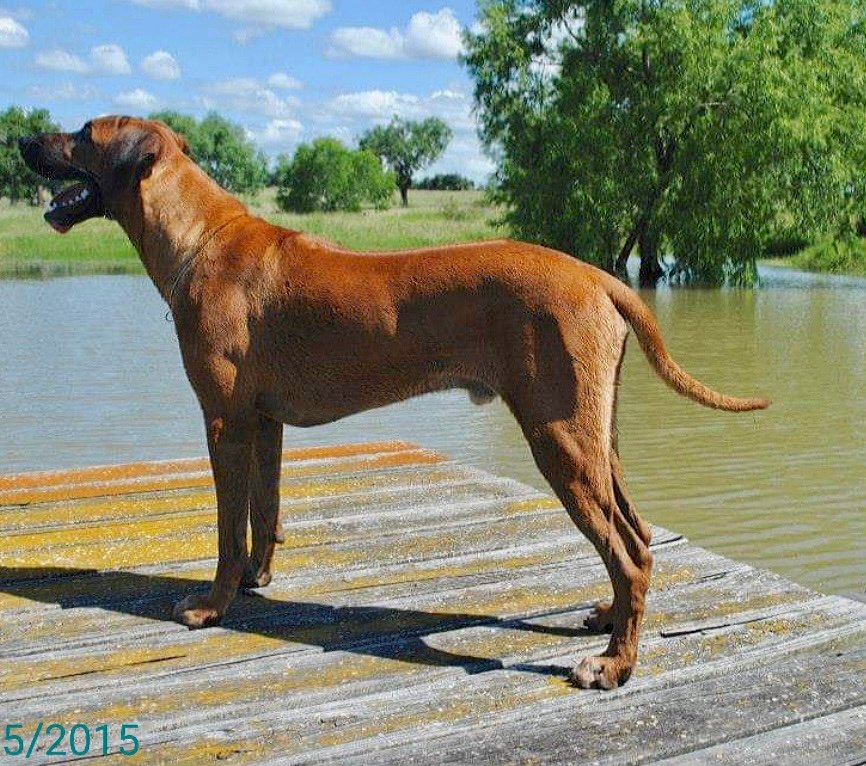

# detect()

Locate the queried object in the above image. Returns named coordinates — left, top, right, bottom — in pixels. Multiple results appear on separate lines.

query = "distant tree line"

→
left=416, top=174, right=475, bottom=191
left=0, top=107, right=455, bottom=215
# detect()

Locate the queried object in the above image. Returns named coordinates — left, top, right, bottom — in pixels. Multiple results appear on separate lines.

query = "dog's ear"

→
left=173, top=131, right=192, bottom=156
left=113, top=128, right=163, bottom=183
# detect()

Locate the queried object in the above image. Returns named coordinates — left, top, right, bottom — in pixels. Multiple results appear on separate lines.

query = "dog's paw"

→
left=241, top=562, right=272, bottom=589
left=172, top=594, right=223, bottom=629
left=583, top=601, right=614, bottom=633
left=569, top=656, right=631, bottom=690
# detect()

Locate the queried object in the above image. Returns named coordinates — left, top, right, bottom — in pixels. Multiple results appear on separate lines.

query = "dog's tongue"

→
left=47, top=219, right=72, bottom=234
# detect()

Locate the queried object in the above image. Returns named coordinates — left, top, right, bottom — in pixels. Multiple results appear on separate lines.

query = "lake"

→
left=0, top=267, right=863, bottom=597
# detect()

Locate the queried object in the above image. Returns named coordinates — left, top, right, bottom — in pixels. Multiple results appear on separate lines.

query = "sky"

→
left=0, top=0, right=494, bottom=182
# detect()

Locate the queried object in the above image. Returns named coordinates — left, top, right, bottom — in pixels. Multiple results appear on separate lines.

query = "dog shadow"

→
left=0, top=566, right=590, bottom=678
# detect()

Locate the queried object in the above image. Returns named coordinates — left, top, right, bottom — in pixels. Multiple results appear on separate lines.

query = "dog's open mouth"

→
left=45, top=179, right=103, bottom=234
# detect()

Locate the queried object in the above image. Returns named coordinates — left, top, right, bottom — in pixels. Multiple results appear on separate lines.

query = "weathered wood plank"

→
left=656, top=705, right=866, bottom=766
left=316, top=636, right=866, bottom=766
left=0, top=445, right=445, bottom=508
left=0, top=441, right=417, bottom=494
left=1, top=444, right=863, bottom=765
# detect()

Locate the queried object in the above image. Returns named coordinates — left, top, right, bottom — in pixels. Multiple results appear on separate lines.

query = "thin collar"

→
left=166, top=212, right=246, bottom=314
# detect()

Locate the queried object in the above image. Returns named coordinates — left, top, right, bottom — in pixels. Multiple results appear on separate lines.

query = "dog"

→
left=19, top=116, right=769, bottom=689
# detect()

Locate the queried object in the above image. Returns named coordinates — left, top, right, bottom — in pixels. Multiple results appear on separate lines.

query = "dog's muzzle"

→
left=19, top=135, right=104, bottom=234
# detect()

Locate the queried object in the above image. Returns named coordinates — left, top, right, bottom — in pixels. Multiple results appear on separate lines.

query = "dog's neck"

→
left=113, top=158, right=248, bottom=304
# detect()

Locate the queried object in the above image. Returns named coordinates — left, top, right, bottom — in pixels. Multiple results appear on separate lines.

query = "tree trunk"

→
left=615, top=216, right=647, bottom=276
left=638, top=225, right=663, bottom=287
left=399, top=184, right=409, bottom=207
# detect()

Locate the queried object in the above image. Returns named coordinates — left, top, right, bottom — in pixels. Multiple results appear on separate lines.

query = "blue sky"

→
left=0, top=1, right=493, bottom=181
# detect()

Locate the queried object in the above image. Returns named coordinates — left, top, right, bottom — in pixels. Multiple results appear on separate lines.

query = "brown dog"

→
left=20, top=116, right=769, bottom=689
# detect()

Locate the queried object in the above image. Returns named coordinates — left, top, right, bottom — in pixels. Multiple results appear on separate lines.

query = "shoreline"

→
left=4, top=192, right=866, bottom=281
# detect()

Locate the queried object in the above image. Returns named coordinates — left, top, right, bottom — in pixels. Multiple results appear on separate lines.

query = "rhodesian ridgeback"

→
left=20, top=116, right=769, bottom=689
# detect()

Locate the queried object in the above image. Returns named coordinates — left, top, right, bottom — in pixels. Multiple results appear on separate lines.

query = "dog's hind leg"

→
left=511, top=322, right=653, bottom=688
left=525, top=415, right=653, bottom=688
left=523, top=414, right=652, bottom=688
left=611, top=453, right=652, bottom=546
left=583, top=340, right=653, bottom=635
left=584, top=453, right=653, bottom=634
left=244, top=413, right=283, bottom=589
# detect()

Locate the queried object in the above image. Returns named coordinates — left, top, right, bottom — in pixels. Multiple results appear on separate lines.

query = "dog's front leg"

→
left=173, top=415, right=253, bottom=628
left=243, top=413, right=283, bottom=589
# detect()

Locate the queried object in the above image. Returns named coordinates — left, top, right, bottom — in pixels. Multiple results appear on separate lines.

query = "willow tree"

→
left=464, top=0, right=866, bottom=285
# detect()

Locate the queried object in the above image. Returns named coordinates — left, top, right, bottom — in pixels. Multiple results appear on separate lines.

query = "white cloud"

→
left=29, top=82, right=99, bottom=101
left=312, top=87, right=492, bottom=184
left=425, top=133, right=495, bottom=184
left=89, top=43, right=131, bottom=75
left=115, top=88, right=158, bottom=111
left=249, top=118, right=304, bottom=149
left=403, top=8, right=463, bottom=59
left=203, top=0, right=330, bottom=30
left=329, top=27, right=402, bottom=60
left=267, top=72, right=302, bottom=90
left=126, top=0, right=330, bottom=34
left=141, top=50, right=181, bottom=80
left=34, top=43, right=132, bottom=75
left=0, top=16, right=28, bottom=48
left=327, top=90, right=420, bottom=120
left=200, top=77, right=299, bottom=118
left=322, top=88, right=475, bottom=131
left=129, top=0, right=200, bottom=8
left=34, top=49, right=89, bottom=73
left=0, top=6, right=34, bottom=21
left=329, top=8, right=462, bottom=60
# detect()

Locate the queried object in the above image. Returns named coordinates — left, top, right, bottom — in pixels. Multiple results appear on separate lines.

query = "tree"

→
left=464, top=0, right=866, bottom=286
left=275, top=138, right=395, bottom=213
left=359, top=117, right=452, bottom=206
left=416, top=173, right=476, bottom=191
left=0, top=106, right=59, bottom=204
left=150, top=110, right=267, bottom=194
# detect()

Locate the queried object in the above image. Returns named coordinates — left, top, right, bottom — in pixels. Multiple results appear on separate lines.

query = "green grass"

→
left=783, top=236, right=866, bottom=277
left=0, top=189, right=504, bottom=278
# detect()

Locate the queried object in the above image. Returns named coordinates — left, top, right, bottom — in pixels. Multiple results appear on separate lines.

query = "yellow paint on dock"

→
left=1, top=441, right=864, bottom=765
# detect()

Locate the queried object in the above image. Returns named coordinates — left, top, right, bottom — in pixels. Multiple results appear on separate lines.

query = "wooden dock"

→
left=1, top=440, right=864, bottom=765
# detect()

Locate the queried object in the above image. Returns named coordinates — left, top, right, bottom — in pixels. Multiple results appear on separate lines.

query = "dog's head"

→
left=19, top=116, right=191, bottom=234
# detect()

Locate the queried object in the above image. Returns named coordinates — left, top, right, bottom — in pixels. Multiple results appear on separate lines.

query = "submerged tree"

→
left=464, top=0, right=866, bottom=285
left=359, top=117, right=452, bottom=206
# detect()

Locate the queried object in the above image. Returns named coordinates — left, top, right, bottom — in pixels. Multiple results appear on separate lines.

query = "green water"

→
left=0, top=268, right=863, bottom=596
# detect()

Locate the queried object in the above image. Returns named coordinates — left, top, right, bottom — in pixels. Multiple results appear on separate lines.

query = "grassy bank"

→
left=0, top=189, right=504, bottom=278
left=784, top=237, right=866, bottom=277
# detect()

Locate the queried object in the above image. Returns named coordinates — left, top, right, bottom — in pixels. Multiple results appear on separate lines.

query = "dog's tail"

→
left=599, top=271, right=771, bottom=412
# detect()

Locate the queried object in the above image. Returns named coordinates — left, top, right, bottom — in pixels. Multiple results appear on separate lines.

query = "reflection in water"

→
left=0, top=270, right=863, bottom=596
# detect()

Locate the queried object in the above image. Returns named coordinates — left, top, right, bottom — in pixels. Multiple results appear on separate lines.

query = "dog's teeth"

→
left=81, top=188, right=89, bottom=199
